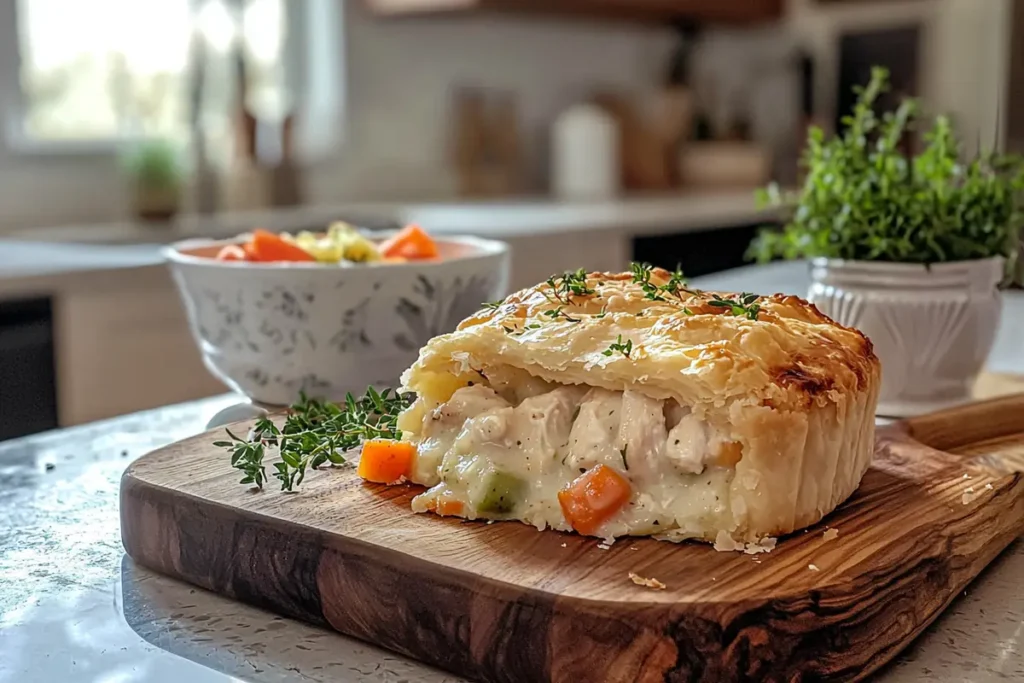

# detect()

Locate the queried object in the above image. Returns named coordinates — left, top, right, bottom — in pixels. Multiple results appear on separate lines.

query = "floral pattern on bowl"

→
left=166, top=235, right=509, bottom=406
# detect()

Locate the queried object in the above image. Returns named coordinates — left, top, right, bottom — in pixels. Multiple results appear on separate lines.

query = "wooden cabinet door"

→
left=56, top=267, right=226, bottom=426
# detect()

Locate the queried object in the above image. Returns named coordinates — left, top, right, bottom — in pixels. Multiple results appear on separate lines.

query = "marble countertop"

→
left=0, top=263, right=1021, bottom=683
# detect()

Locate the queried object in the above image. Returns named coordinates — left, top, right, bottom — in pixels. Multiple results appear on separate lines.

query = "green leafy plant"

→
left=749, top=66, right=1024, bottom=267
left=122, top=139, right=182, bottom=190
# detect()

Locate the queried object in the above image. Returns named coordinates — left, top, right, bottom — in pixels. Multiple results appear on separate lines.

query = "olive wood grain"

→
left=120, top=394, right=1024, bottom=683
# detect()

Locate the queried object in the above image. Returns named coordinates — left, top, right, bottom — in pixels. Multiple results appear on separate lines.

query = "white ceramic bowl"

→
left=165, top=234, right=509, bottom=406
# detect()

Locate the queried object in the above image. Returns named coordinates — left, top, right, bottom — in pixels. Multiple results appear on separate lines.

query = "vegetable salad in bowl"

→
left=165, top=223, right=508, bottom=405
left=213, top=222, right=439, bottom=264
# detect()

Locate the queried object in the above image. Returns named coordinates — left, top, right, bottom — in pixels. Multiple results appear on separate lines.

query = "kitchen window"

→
left=0, top=0, right=342, bottom=157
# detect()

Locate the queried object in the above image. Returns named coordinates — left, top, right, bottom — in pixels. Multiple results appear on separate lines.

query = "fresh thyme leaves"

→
left=660, top=265, right=697, bottom=299
left=503, top=322, right=542, bottom=336
left=481, top=300, right=504, bottom=311
left=602, top=334, right=633, bottom=358
left=545, top=268, right=595, bottom=305
left=217, top=388, right=412, bottom=492
left=594, top=306, right=608, bottom=319
left=543, top=306, right=581, bottom=323
left=629, top=262, right=698, bottom=301
left=629, top=262, right=666, bottom=301
left=218, top=428, right=267, bottom=489
left=708, top=293, right=761, bottom=320
left=683, top=307, right=694, bottom=315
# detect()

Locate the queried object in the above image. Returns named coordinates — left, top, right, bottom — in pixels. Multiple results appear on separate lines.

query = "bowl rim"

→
left=163, top=231, right=508, bottom=269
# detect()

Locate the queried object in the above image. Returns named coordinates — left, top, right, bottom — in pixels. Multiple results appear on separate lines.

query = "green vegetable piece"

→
left=473, top=469, right=526, bottom=514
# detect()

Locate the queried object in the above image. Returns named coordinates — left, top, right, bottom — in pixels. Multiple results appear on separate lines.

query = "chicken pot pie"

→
left=395, top=267, right=880, bottom=544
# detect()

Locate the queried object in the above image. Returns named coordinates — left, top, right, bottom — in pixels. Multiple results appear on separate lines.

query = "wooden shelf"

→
left=367, top=0, right=785, bottom=25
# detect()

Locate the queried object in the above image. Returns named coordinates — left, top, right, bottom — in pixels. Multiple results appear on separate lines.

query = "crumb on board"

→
left=963, top=473, right=971, bottom=480
left=630, top=546, right=638, bottom=551
left=628, top=572, right=666, bottom=590
left=597, top=543, right=612, bottom=550
left=822, top=528, right=839, bottom=542
left=714, top=531, right=777, bottom=554
left=743, top=537, right=777, bottom=555
left=985, top=483, right=994, bottom=490
left=561, top=543, right=567, bottom=548
left=713, top=531, right=744, bottom=552
left=808, top=564, right=820, bottom=572
left=962, top=490, right=979, bottom=505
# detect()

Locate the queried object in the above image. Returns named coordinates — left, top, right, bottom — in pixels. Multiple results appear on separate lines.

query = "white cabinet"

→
left=54, top=266, right=225, bottom=426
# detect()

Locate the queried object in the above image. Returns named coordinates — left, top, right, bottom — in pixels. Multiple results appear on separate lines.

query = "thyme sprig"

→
left=481, top=300, right=504, bottom=311
left=543, top=306, right=580, bottom=323
left=708, top=293, right=762, bottom=321
left=629, top=262, right=699, bottom=301
left=629, top=262, right=666, bottom=301
left=545, top=268, right=595, bottom=305
left=217, top=388, right=412, bottom=492
left=602, top=335, right=633, bottom=358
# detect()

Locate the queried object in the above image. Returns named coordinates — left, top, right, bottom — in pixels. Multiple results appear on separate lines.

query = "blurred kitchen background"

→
left=0, top=0, right=1019, bottom=439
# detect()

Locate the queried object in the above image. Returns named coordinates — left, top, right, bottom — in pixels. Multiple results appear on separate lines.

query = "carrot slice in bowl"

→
left=247, top=229, right=317, bottom=262
left=379, top=224, right=439, bottom=260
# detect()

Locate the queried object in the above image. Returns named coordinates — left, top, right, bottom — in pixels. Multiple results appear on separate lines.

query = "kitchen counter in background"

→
left=4, top=191, right=768, bottom=245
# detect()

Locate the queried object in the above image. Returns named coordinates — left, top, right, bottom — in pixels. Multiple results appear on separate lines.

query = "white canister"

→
left=551, top=103, right=620, bottom=200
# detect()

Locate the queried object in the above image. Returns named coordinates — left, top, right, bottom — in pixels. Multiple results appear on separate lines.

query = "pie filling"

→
left=400, top=374, right=745, bottom=540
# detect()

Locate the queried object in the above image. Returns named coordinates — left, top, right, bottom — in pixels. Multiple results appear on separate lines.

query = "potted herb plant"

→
left=751, top=67, right=1024, bottom=417
left=123, top=140, right=183, bottom=222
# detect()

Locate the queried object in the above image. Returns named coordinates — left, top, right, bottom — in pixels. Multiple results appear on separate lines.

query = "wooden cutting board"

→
left=120, top=395, right=1024, bottom=683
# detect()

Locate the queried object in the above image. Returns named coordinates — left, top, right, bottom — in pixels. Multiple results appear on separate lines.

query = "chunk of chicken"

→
left=565, top=388, right=624, bottom=471
left=664, top=414, right=709, bottom=474
left=618, top=390, right=668, bottom=481
left=415, top=385, right=511, bottom=484
left=503, top=385, right=587, bottom=476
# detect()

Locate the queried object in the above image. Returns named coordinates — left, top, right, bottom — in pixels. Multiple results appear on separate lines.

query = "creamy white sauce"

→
left=409, top=383, right=738, bottom=538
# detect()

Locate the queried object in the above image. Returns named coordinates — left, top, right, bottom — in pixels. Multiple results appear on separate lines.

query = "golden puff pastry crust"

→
left=399, top=268, right=880, bottom=543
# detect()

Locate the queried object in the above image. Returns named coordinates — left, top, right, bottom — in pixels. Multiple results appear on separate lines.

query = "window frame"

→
left=0, top=0, right=344, bottom=160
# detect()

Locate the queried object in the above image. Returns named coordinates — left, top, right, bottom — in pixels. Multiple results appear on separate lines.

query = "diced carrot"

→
left=437, top=498, right=464, bottom=516
left=713, top=441, right=744, bottom=468
left=247, top=228, right=317, bottom=262
left=424, top=496, right=465, bottom=516
left=378, top=224, right=439, bottom=260
left=357, top=439, right=415, bottom=484
left=558, top=464, right=632, bottom=536
left=216, top=244, right=247, bottom=261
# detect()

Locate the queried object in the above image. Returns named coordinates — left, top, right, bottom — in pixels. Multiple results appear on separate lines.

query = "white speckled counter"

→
left=0, top=263, right=1021, bottom=683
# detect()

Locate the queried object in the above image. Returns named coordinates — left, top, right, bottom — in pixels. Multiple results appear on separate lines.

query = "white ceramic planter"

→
left=808, top=257, right=1004, bottom=417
